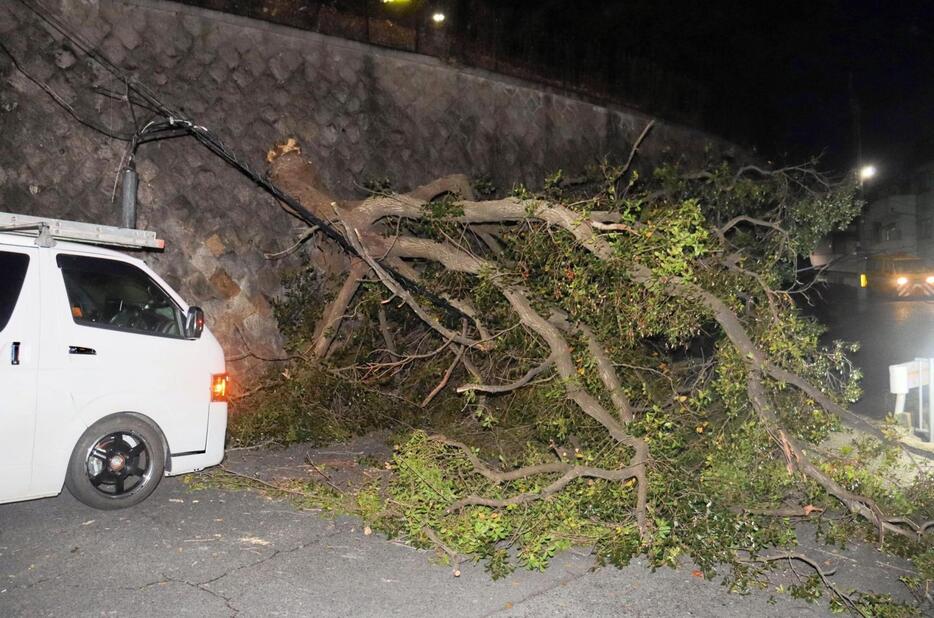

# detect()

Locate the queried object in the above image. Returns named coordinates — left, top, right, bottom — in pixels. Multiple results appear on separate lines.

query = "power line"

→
left=0, top=40, right=132, bottom=141
left=10, top=0, right=470, bottom=322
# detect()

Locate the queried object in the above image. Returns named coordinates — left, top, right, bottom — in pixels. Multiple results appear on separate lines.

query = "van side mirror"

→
left=185, top=306, right=205, bottom=339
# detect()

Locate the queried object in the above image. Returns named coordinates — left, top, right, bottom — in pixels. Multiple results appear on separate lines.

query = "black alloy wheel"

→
left=65, top=415, right=165, bottom=509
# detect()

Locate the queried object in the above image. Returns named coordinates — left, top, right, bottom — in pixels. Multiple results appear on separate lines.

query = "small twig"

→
left=304, top=455, right=344, bottom=493
left=591, top=221, right=641, bottom=234
left=740, top=505, right=824, bottom=518
left=377, top=304, right=399, bottom=356
left=225, top=439, right=279, bottom=453
left=263, top=226, right=319, bottom=259
left=456, top=357, right=554, bottom=394
left=421, top=526, right=462, bottom=577
left=613, top=120, right=655, bottom=196
left=747, top=552, right=869, bottom=616
left=421, top=338, right=467, bottom=407
left=218, top=465, right=324, bottom=500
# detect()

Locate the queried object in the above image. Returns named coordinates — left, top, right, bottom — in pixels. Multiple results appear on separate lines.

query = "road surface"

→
left=813, top=285, right=934, bottom=424
left=0, top=287, right=926, bottom=617
left=1, top=473, right=911, bottom=618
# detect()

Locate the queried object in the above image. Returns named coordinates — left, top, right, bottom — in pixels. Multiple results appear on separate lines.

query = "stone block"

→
left=248, top=292, right=274, bottom=318
left=207, top=61, right=229, bottom=84
left=112, top=16, right=142, bottom=50
left=166, top=28, right=193, bottom=56
left=204, top=233, right=227, bottom=257
left=0, top=4, right=17, bottom=35
left=98, top=36, right=127, bottom=67
left=181, top=14, right=204, bottom=38
left=268, top=51, right=302, bottom=83
left=186, top=271, right=216, bottom=302
left=217, top=43, right=240, bottom=69
left=53, top=48, right=77, bottom=70
left=231, top=67, right=252, bottom=90
left=243, top=50, right=267, bottom=78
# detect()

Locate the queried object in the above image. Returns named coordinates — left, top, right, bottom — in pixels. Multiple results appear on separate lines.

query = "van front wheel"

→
left=65, top=415, right=165, bottom=510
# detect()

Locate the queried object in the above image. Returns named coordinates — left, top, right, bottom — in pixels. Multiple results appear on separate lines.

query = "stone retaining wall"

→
left=0, top=0, right=734, bottom=380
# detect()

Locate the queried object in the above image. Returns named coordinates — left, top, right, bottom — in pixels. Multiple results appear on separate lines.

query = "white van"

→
left=0, top=214, right=227, bottom=509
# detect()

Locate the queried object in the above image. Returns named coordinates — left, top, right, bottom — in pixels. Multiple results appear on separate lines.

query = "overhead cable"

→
left=11, top=0, right=469, bottom=322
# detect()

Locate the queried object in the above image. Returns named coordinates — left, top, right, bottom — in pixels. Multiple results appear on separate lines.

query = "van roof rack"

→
left=0, top=212, right=164, bottom=250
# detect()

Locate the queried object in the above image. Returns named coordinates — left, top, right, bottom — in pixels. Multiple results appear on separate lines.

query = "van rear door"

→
left=0, top=246, right=40, bottom=501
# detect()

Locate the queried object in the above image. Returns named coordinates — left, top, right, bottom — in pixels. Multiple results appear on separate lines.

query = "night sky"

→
left=498, top=0, right=934, bottom=174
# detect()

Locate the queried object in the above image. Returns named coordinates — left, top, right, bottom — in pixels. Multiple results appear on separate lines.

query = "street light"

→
left=432, top=11, right=446, bottom=23
left=859, top=165, right=877, bottom=182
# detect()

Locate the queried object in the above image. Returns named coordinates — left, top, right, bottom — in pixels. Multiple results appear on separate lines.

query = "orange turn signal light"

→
left=211, top=373, right=229, bottom=402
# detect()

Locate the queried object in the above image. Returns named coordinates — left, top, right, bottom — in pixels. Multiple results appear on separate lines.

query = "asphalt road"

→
left=1, top=465, right=921, bottom=618
left=813, top=286, right=934, bottom=422
left=1, top=287, right=927, bottom=618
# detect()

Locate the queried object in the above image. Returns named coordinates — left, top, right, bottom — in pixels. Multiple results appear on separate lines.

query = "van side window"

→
left=0, top=251, right=29, bottom=333
left=57, top=254, right=184, bottom=338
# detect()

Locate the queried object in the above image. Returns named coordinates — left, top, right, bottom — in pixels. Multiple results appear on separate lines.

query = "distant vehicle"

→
left=863, top=253, right=934, bottom=298
left=0, top=213, right=227, bottom=509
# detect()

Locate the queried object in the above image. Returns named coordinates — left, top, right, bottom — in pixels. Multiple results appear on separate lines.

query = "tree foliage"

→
left=229, top=144, right=932, bottom=613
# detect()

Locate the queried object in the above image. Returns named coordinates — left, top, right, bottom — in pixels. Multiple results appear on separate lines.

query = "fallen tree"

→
left=243, top=142, right=932, bottom=610
left=4, top=1, right=926, bottom=607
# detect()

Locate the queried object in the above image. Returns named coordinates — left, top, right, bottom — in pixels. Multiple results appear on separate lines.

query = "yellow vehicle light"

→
left=926, top=276, right=934, bottom=285
left=896, top=276, right=909, bottom=285
left=211, top=373, right=229, bottom=402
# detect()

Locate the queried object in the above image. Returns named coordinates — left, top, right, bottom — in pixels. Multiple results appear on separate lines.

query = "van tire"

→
left=65, top=415, right=166, bottom=510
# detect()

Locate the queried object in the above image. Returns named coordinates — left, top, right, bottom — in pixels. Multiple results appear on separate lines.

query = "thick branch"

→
left=717, top=215, right=787, bottom=239
left=431, top=434, right=570, bottom=483
left=345, top=227, right=481, bottom=348
left=448, top=463, right=644, bottom=512
left=746, top=370, right=916, bottom=541
left=405, top=174, right=476, bottom=202
left=385, top=257, right=492, bottom=342
left=312, top=259, right=370, bottom=358
left=576, top=323, right=634, bottom=422
left=385, top=234, right=649, bottom=532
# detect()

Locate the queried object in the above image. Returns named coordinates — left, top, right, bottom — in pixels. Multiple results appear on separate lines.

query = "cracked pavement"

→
left=0, top=475, right=915, bottom=617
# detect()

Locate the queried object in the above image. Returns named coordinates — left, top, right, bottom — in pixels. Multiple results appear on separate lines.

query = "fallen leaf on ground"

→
left=802, top=504, right=823, bottom=516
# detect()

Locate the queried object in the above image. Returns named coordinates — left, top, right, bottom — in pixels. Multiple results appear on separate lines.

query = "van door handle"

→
left=68, top=346, right=97, bottom=356
left=11, top=341, right=20, bottom=365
